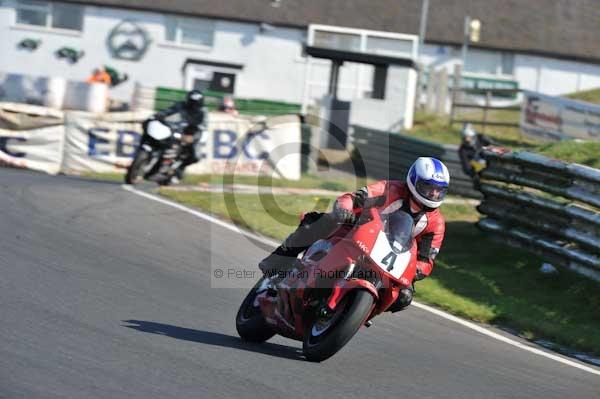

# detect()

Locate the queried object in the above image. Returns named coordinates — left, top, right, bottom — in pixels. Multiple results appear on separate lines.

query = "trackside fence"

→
left=131, top=84, right=301, bottom=115
left=351, top=125, right=480, bottom=198
left=477, top=150, right=600, bottom=280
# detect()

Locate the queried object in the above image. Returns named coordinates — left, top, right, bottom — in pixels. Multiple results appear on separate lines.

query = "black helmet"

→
left=185, top=90, right=204, bottom=111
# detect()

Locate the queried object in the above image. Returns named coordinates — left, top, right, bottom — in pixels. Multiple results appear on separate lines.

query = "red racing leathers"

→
left=334, top=180, right=445, bottom=277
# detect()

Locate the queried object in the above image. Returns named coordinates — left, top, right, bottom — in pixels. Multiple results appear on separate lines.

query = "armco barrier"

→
left=477, top=150, right=600, bottom=280
left=351, top=125, right=480, bottom=198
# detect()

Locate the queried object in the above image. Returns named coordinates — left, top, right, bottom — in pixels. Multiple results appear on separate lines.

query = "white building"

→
left=1, top=0, right=600, bottom=108
left=0, top=0, right=313, bottom=104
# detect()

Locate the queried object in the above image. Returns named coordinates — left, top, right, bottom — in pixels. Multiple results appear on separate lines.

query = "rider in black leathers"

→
left=458, top=123, right=494, bottom=177
left=153, top=90, right=208, bottom=182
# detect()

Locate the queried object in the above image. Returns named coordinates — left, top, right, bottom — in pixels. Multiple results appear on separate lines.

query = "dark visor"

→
left=416, top=180, right=448, bottom=201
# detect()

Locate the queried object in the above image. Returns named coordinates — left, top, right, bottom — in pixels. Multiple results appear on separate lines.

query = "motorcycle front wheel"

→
left=236, top=277, right=275, bottom=343
left=303, top=289, right=374, bottom=362
left=125, top=150, right=150, bottom=185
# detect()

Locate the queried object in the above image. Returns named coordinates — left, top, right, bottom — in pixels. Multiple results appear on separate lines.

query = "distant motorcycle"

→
left=471, top=146, right=511, bottom=174
left=236, top=207, right=418, bottom=362
left=125, top=119, right=191, bottom=185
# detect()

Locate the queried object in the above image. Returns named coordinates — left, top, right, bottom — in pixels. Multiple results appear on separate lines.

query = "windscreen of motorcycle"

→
left=369, top=211, right=414, bottom=279
left=147, top=120, right=172, bottom=140
left=383, top=211, right=414, bottom=253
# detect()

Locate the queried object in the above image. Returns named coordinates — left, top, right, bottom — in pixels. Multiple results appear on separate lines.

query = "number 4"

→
left=382, top=252, right=397, bottom=271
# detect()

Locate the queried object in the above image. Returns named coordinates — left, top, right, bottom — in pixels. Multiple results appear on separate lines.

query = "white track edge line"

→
left=122, top=184, right=600, bottom=376
left=411, top=302, right=600, bottom=375
left=122, top=184, right=280, bottom=247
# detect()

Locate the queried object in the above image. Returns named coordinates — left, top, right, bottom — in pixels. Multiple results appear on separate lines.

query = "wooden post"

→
left=482, top=90, right=491, bottom=133
left=517, top=89, right=524, bottom=143
left=426, top=67, right=436, bottom=113
left=436, top=68, right=448, bottom=115
left=414, top=62, right=423, bottom=113
left=449, top=64, right=462, bottom=126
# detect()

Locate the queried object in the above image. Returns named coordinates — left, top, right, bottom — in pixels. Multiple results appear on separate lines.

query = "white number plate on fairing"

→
left=369, top=231, right=411, bottom=279
left=147, top=121, right=172, bottom=140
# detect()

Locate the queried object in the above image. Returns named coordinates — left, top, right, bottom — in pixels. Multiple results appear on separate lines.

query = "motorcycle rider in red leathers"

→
left=259, top=157, right=450, bottom=312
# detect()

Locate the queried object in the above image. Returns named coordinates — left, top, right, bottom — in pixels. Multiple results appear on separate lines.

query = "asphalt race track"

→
left=1, top=168, right=599, bottom=398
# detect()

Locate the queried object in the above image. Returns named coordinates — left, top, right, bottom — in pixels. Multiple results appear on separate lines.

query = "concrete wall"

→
left=514, top=54, right=600, bottom=95
left=420, top=43, right=600, bottom=96
left=349, top=66, right=417, bottom=133
left=0, top=0, right=309, bottom=103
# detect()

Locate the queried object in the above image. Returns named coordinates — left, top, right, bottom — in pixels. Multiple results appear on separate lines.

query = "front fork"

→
left=140, top=144, right=160, bottom=175
left=325, top=275, right=379, bottom=311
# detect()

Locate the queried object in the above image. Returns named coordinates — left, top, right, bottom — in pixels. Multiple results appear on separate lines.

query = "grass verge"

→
left=83, top=171, right=368, bottom=193
left=180, top=173, right=368, bottom=192
left=567, top=87, right=600, bottom=104
left=159, top=188, right=600, bottom=356
left=407, top=112, right=599, bottom=168
left=407, top=111, right=539, bottom=149
left=536, top=141, right=600, bottom=169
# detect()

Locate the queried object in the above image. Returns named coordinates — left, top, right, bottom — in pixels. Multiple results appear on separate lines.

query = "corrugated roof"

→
left=64, top=0, right=600, bottom=63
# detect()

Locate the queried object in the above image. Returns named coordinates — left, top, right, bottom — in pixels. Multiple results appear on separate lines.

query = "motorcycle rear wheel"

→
left=125, top=150, right=149, bottom=185
left=303, top=289, right=374, bottom=362
left=236, top=277, right=275, bottom=343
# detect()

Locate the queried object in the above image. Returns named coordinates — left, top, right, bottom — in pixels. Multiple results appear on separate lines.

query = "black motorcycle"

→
left=125, top=119, right=191, bottom=185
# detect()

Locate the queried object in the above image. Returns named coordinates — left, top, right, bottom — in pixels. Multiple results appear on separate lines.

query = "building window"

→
left=366, top=36, right=413, bottom=57
left=15, top=0, right=83, bottom=31
left=165, top=16, right=215, bottom=48
left=465, top=49, right=515, bottom=76
left=464, top=49, right=499, bottom=75
left=501, top=53, right=514, bottom=75
left=313, top=31, right=361, bottom=52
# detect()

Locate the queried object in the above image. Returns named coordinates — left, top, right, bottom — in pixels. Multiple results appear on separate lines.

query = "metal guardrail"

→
left=351, top=125, right=481, bottom=198
left=477, top=150, right=600, bottom=280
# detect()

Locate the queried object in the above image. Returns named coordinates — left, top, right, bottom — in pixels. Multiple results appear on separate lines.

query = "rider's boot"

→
left=259, top=237, right=307, bottom=277
left=259, top=212, right=338, bottom=276
left=172, top=142, right=198, bottom=184
left=170, top=166, right=184, bottom=184
left=169, top=173, right=181, bottom=185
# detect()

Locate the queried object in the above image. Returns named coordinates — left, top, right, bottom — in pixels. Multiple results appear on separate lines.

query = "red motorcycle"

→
left=236, top=207, right=418, bottom=362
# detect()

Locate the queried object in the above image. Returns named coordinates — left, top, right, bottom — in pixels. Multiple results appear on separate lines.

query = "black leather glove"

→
left=334, top=208, right=357, bottom=224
